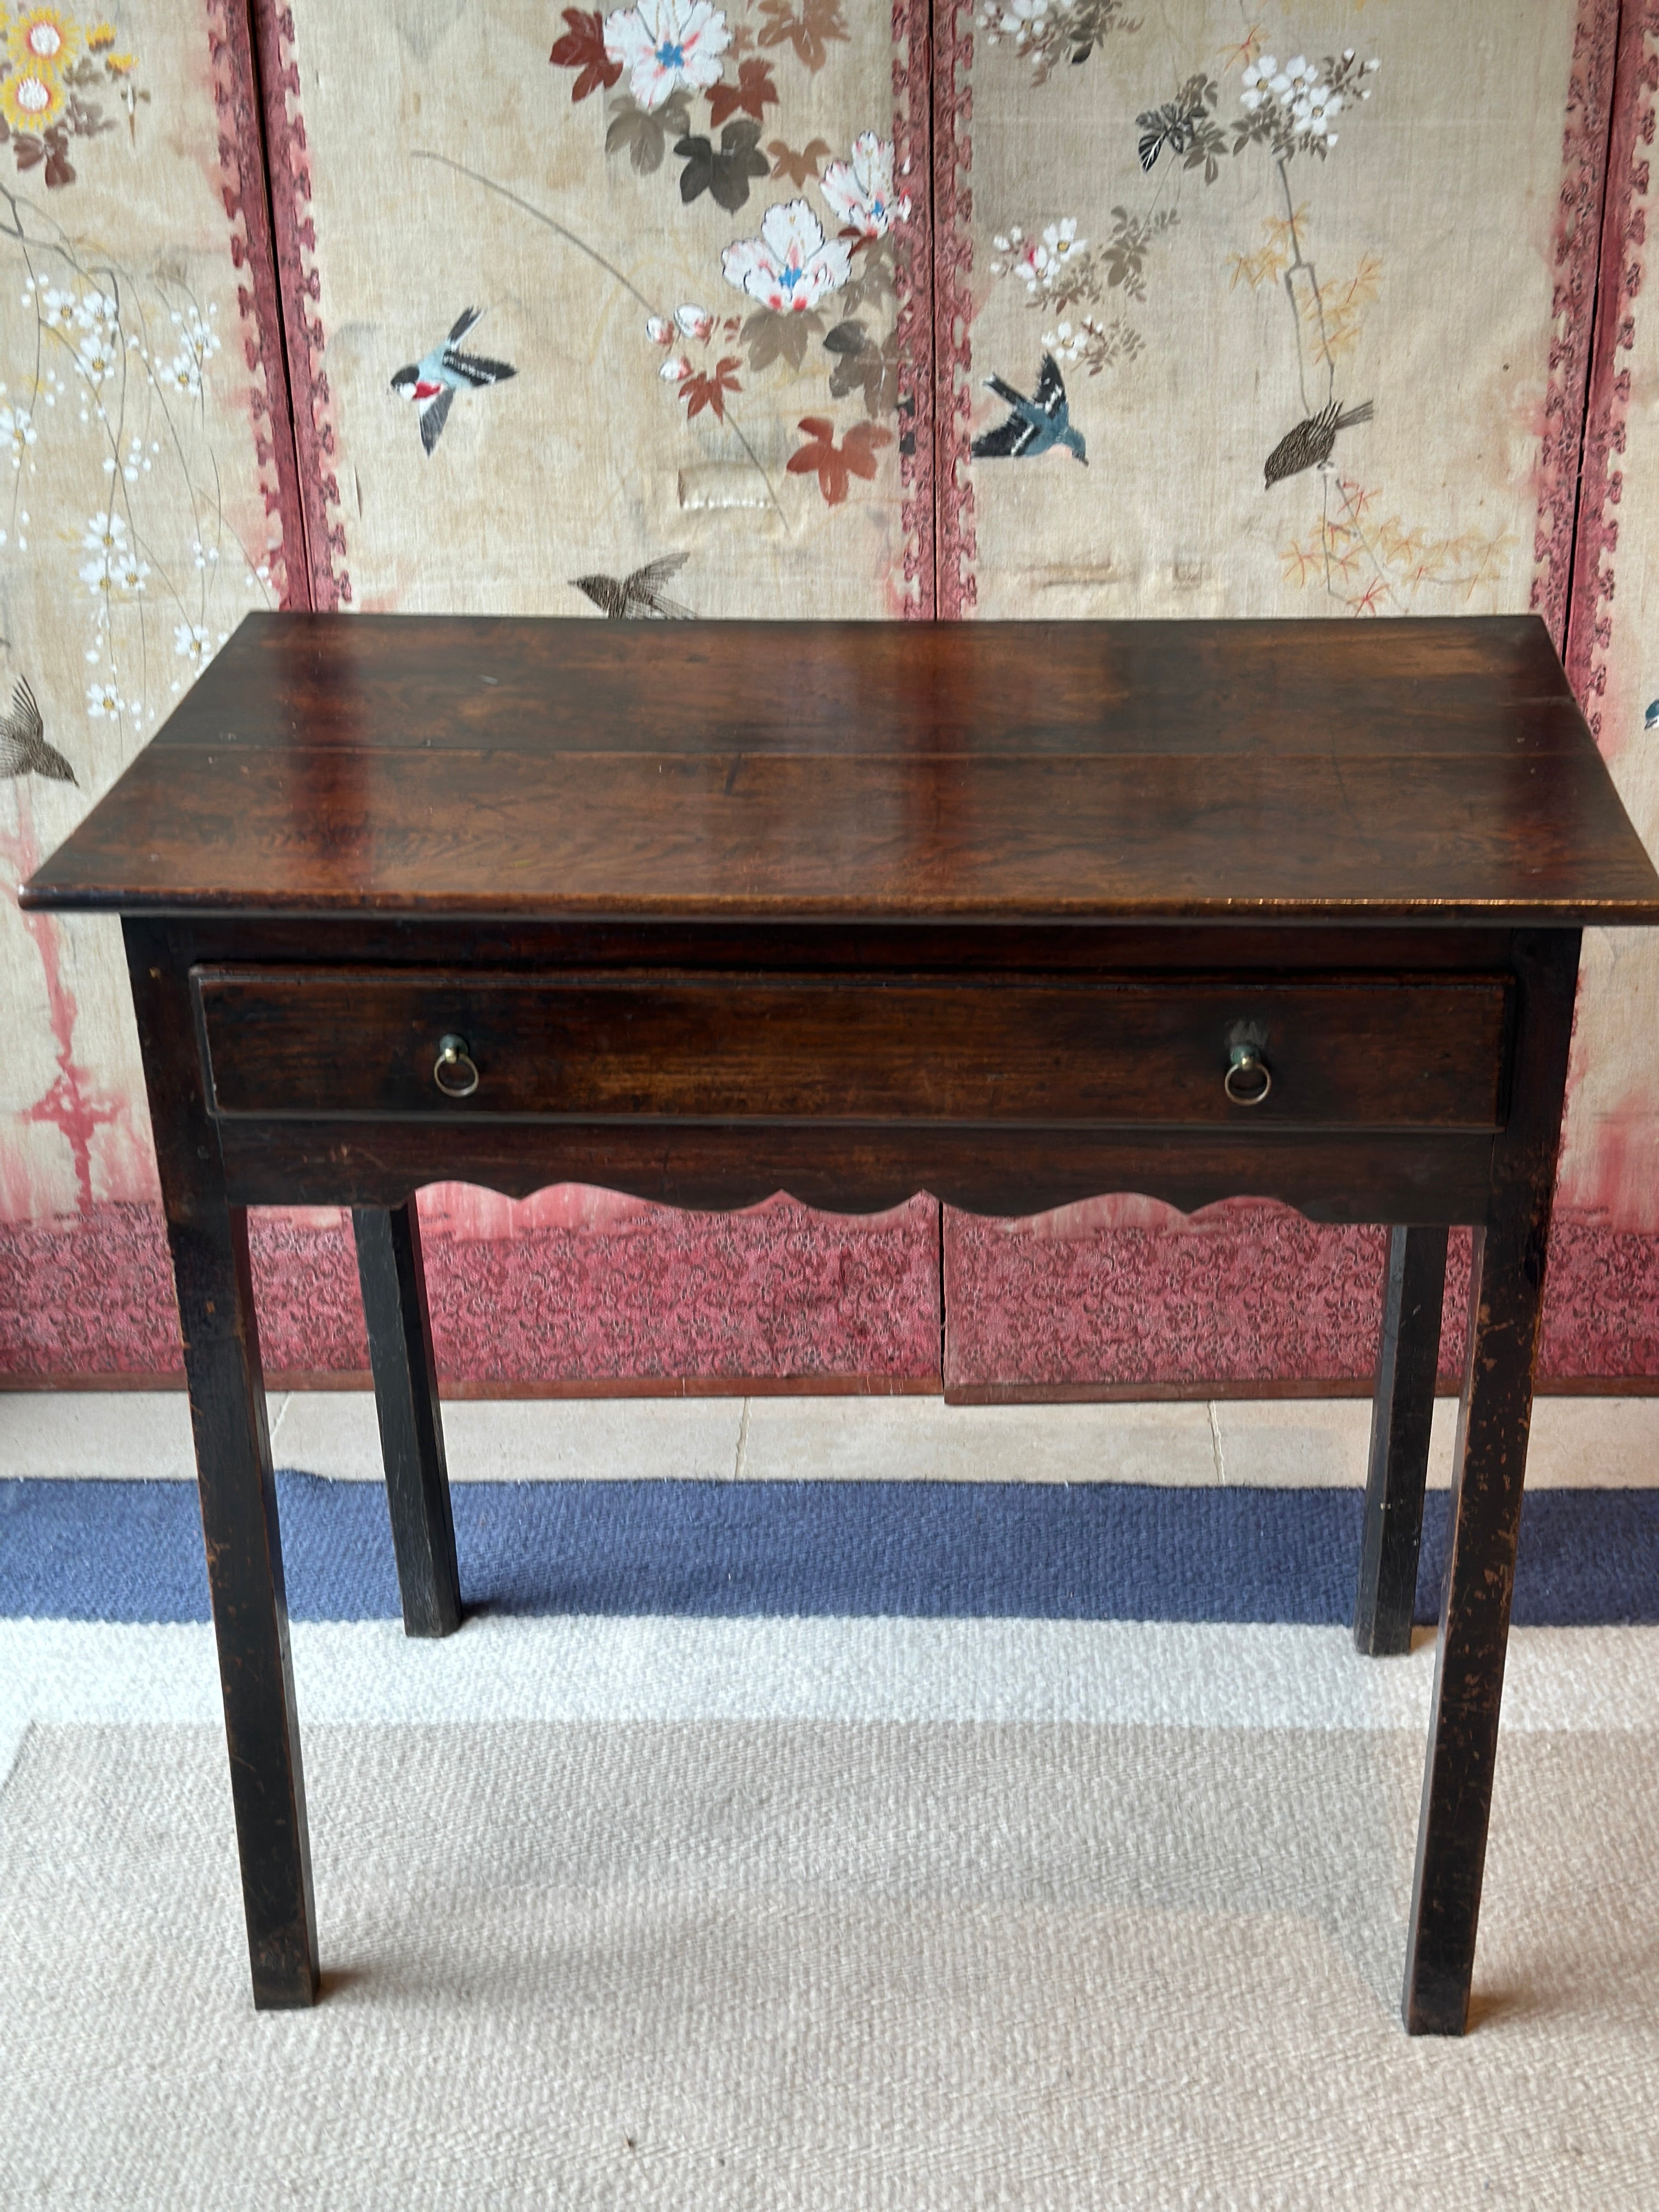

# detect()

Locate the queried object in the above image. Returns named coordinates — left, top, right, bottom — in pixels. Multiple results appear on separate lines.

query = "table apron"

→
left=213, top=1118, right=1498, bottom=1223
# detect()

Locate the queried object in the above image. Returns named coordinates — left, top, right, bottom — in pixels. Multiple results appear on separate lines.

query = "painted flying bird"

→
left=569, top=552, right=696, bottom=620
left=389, top=308, right=516, bottom=456
left=1263, top=397, right=1374, bottom=488
left=972, top=353, right=1087, bottom=464
left=0, top=677, right=76, bottom=785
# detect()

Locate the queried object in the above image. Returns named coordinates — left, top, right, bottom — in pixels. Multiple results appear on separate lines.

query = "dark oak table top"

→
left=21, top=613, right=1659, bottom=925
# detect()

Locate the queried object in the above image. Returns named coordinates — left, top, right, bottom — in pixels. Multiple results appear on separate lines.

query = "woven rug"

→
left=3, top=1396, right=1658, bottom=2208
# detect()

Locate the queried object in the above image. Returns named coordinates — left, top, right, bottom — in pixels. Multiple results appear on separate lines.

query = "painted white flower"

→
left=87, top=679, right=123, bottom=718
left=113, top=554, right=149, bottom=594
left=1303, top=86, right=1341, bottom=136
left=174, top=621, right=212, bottom=670
left=38, top=286, right=76, bottom=332
left=1008, top=236, right=1047, bottom=289
left=1011, top=219, right=1086, bottom=292
left=162, top=351, right=203, bottom=397
left=603, top=0, right=729, bottom=111
left=721, top=198, right=852, bottom=313
left=645, top=315, right=673, bottom=345
left=81, top=511, right=127, bottom=555
left=80, top=555, right=114, bottom=599
left=659, top=354, right=692, bottom=381
left=0, top=405, right=35, bottom=465
left=74, top=290, right=117, bottom=333
left=674, top=303, right=714, bottom=341
left=76, top=330, right=117, bottom=386
left=819, top=132, right=910, bottom=240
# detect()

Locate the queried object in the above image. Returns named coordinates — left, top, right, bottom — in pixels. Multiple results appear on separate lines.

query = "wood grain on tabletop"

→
left=22, top=614, right=1659, bottom=923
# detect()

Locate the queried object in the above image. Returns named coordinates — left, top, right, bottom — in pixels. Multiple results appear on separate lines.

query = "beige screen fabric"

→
left=275, top=0, right=926, bottom=621
left=943, top=1, right=1589, bottom=626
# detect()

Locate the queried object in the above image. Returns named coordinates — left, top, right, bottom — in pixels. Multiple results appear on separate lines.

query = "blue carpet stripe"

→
left=2, top=1476, right=1657, bottom=1627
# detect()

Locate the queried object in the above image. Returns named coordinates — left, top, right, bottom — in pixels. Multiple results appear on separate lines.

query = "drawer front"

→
left=194, top=967, right=1511, bottom=1131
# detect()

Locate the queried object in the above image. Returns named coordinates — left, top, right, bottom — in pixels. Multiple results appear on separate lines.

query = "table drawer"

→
left=193, top=967, right=1511, bottom=1131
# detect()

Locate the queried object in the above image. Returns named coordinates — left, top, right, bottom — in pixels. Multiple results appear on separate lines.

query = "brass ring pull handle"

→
left=1224, top=1043, right=1272, bottom=1107
left=433, top=1033, right=480, bottom=1099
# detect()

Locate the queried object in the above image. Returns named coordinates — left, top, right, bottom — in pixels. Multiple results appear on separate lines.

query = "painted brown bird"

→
left=1263, top=397, right=1374, bottom=488
left=0, top=677, right=76, bottom=785
left=570, top=552, right=695, bottom=619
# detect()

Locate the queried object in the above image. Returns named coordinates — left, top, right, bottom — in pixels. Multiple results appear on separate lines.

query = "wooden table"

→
left=24, top=613, right=1659, bottom=2033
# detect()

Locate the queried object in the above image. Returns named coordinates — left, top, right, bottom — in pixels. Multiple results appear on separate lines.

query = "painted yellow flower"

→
left=104, top=50, right=133, bottom=74
left=6, top=7, right=82, bottom=74
left=1, top=66, right=66, bottom=131
left=87, top=22, right=118, bottom=53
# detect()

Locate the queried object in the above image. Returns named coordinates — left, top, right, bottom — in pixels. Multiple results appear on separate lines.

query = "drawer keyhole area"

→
left=433, top=1033, right=481, bottom=1099
left=1224, top=1042, right=1272, bottom=1107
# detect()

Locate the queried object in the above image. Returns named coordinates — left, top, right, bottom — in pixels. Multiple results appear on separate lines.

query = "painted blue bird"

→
left=972, top=353, right=1087, bottom=465
left=1645, top=698, right=1658, bottom=731
left=390, top=308, right=516, bottom=455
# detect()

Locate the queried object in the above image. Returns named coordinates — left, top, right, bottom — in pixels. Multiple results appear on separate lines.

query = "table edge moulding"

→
left=21, top=611, right=1659, bottom=2036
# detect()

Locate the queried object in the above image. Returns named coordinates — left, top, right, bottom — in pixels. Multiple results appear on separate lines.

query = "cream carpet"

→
left=5, top=1702, right=1658, bottom=2208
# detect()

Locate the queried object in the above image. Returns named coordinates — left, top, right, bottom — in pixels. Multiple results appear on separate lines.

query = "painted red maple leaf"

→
left=550, top=9, right=622, bottom=101
left=786, top=416, right=893, bottom=506
left=681, top=357, right=743, bottom=422
left=708, top=58, right=778, bottom=127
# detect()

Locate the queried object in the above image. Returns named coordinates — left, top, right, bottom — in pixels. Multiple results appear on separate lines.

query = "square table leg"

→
left=1401, top=929, right=1579, bottom=2035
left=352, top=1202, right=462, bottom=1638
left=125, top=921, right=320, bottom=2009
left=1354, top=1225, right=1449, bottom=1656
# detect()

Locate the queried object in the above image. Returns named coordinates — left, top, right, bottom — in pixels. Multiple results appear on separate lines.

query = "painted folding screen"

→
left=936, top=0, right=1659, bottom=1395
left=2, top=0, right=1657, bottom=1395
